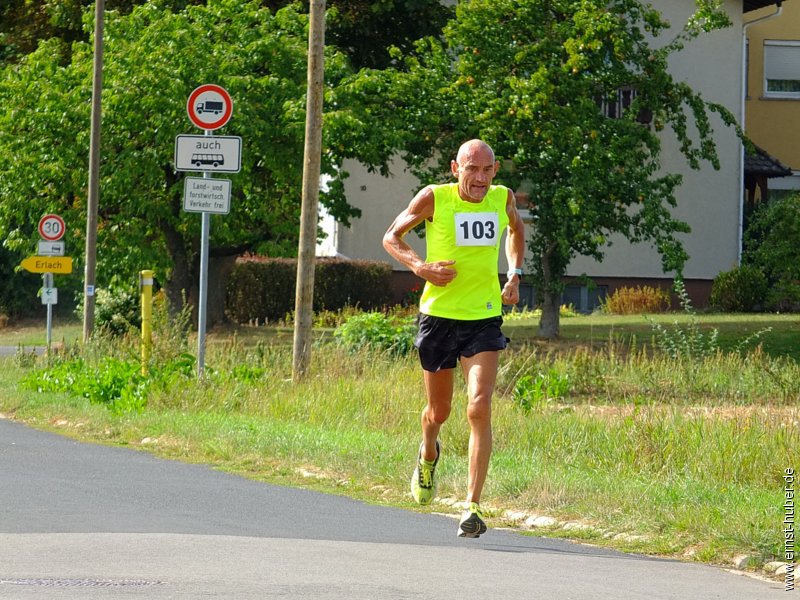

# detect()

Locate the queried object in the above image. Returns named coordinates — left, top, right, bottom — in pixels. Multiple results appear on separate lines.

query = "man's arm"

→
left=501, top=189, right=525, bottom=305
left=382, top=186, right=457, bottom=287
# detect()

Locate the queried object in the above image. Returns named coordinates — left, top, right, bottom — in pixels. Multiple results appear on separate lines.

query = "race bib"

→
left=455, top=212, right=499, bottom=247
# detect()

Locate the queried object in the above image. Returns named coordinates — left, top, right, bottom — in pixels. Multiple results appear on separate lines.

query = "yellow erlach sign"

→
left=20, top=256, right=73, bottom=274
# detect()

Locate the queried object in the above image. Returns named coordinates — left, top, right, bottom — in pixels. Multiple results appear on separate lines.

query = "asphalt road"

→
left=0, top=417, right=786, bottom=599
left=0, top=346, right=45, bottom=358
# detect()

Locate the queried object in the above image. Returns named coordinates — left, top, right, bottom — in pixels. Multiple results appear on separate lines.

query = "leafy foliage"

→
left=81, top=287, right=141, bottom=336
left=226, top=257, right=393, bottom=324
left=1, top=1, right=451, bottom=70
left=512, top=367, right=570, bottom=410
left=743, top=194, right=800, bottom=311
left=352, top=0, right=737, bottom=337
left=333, top=311, right=416, bottom=355
left=0, top=1, right=388, bottom=313
left=648, top=279, right=719, bottom=360
left=709, top=265, right=768, bottom=312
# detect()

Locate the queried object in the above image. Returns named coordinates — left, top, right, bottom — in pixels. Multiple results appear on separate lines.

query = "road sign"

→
left=183, top=177, right=231, bottom=214
left=38, top=214, right=65, bottom=242
left=174, top=135, right=242, bottom=173
left=21, top=256, right=73, bottom=274
left=187, top=84, right=233, bottom=131
left=41, top=287, right=58, bottom=305
left=38, top=240, right=65, bottom=256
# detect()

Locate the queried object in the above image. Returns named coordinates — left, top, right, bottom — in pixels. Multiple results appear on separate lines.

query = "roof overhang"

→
left=744, top=145, right=793, bottom=178
left=744, top=0, right=784, bottom=12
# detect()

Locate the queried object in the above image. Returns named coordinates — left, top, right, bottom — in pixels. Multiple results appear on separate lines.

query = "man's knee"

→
left=427, top=403, right=451, bottom=425
left=466, top=395, right=491, bottom=425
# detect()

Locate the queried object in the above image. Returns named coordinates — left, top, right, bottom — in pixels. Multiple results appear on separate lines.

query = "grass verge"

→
left=1, top=327, right=796, bottom=576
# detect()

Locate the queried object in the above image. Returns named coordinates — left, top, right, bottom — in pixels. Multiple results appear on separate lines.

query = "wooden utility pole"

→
left=83, top=0, right=105, bottom=343
left=292, top=0, right=326, bottom=382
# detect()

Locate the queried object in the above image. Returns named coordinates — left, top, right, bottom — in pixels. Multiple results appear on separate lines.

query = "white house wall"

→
left=333, top=0, right=746, bottom=282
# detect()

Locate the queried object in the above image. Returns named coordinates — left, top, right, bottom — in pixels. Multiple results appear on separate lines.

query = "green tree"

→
left=0, top=0, right=382, bottom=322
left=0, top=0, right=198, bottom=64
left=355, top=0, right=737, bottom=337
left=2, top=1, right=451, bottom=69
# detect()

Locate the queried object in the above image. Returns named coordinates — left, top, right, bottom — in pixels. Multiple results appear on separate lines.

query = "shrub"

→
left=649, top=280, right=718, bottom=360
left=226, top=257, right=393, bottom=323
left=513, top=367, right=570, bottom=410
left=744, top=194, right=800, bottom=311
left=602, top=285, right=670, bottom=315
left=334, top=311, right=416, bottom=355
left=709, top=265, right=768, bottom=312
left=83, top=287, right=141, bottom=336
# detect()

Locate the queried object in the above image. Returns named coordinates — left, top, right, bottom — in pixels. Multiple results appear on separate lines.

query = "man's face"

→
left=451, top=145, right=499, bottom=202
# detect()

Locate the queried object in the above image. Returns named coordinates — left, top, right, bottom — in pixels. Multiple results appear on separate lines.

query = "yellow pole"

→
left=140, top=270, right=154, bottom=375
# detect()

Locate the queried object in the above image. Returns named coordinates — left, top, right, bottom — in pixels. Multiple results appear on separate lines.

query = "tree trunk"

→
left=206, top=254, right=237, bottom=328
left=162, top=222, right=193, bottom=318
left=538, top=289, right=561, bottom=338
left=537, top=242, right=560, bottom=338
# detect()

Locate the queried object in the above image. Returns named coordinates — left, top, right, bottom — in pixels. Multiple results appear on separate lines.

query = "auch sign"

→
left=21, top=256, right=73, bottom=274
left=174, top=134, right=242, bottom=173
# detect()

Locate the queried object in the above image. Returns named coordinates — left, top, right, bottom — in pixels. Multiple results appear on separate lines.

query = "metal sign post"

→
left=197, top=131, right=212, bottom=377
left=180, top=84, right=234, bottom=378
left=44, top=273, right=54, bottom=350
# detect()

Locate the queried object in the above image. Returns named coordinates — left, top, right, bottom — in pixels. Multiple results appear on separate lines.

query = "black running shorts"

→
left=414, top=314, right=508, bottom=373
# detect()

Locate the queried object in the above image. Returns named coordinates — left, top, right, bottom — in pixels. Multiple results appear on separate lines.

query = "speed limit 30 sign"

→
left=38, top=214, right=66, bottom=242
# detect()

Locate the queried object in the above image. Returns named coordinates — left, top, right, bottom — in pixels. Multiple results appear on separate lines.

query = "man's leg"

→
left=410, top=368, right=453, bottom=505
left=421, top=368, right=454, bottom=461
left=460, top=351, right=499, bottom=504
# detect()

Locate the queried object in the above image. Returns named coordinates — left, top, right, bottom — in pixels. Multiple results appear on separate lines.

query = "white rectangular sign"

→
left=183, top=177, right=232, bottom=214
left=37, top=240, right=65, bottom=256
left=175, top=135, right=242, bottom=173
left=41, top=288, right=57, bottom=305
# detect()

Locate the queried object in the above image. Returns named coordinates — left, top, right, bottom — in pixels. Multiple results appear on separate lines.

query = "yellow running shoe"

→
left=458, top=502, right=487, bottom=538
left=410, top=441, right=440, bottom=505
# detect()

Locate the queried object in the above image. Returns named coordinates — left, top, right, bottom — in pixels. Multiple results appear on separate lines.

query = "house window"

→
left=598, top=86, right=652, bottom=124
left=600, top=86, right=637, bottom=119
left=764, top=40, right=800, bottom=98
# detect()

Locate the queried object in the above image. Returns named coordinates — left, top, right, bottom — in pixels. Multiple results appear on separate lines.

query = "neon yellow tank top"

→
left=419, top=183, right=510, bottom=320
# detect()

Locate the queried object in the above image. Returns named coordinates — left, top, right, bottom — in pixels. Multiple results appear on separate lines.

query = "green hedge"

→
left=709, top=265, right=768, bottom=312
left=226, top=257, right=393, bottom=323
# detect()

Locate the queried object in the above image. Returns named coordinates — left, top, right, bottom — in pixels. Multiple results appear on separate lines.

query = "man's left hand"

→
left=501, top=279, right=520, bottom=305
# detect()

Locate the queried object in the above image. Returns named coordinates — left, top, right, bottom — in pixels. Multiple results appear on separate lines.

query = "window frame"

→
left=763, top=39, right=800, bottom=99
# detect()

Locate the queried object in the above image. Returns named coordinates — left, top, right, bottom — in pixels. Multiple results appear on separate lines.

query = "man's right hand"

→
left=415, top=260, right=457, bottom=287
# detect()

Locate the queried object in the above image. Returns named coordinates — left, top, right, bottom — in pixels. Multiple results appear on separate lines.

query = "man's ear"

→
left=451, top=160, right=460, bottom=177
left=493, top=160, right=500, bottom=175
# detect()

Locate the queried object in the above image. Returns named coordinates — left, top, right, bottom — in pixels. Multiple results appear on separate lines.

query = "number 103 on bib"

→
left=455, top=212, right=499, bottom=246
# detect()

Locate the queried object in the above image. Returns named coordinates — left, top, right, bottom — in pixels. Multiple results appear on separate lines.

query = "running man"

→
left=382, top=139, right=525, bottom=537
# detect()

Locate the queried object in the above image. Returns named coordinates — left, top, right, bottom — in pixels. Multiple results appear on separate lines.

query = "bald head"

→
left=451, top=139, right=499, bottom=202
left=456, top=139, right=495, bottom=164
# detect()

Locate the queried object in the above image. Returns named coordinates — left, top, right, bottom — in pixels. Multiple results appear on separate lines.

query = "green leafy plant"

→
left=95, top=287, right=141, bottom=336
left=743, top=194, right=800, bottom=311
left=709, top=265, right=768, bottom=312
left=333, top=312, right=416, bottom=355
left=513, top=368, right=570, bottom=410
left=648, top=279, right=719, bottom=360
left=649, top=279, right=771, bottom=360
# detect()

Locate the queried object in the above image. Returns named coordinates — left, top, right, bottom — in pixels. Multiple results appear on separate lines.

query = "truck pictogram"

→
left=196, top=100, right=224, bottom=115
